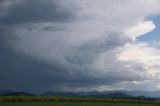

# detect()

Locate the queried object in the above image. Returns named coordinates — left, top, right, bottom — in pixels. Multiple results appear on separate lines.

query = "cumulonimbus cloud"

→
left=0, top=0, right=160, bottom=92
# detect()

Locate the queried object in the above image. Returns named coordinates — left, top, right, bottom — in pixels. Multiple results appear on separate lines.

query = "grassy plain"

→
left=0, top=102, right=159, bottom=106
left=0, top=96, right=159, bottom=106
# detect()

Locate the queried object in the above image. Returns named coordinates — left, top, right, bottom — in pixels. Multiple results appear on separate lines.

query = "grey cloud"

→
left=41, top=25, right=65, bottom=31
left=0, top=0, right=159, bottom=93
left=0, top=0, right=83, bottom=25
left=0, top=48, right=117, bottom=93
left=64, top=30, right=131, bottom=66
left=0, top=38, right=144, bottom=93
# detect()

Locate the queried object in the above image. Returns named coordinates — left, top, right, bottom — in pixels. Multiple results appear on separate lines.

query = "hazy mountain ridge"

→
left=1, top=89, right=160, bottom=99
left=0, top=89, right=14, bottom=96
left=5, top=92, right=34, bottom=96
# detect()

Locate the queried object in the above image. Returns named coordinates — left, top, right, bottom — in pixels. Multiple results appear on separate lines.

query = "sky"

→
left=0, top=0, right=160, bottom=93
left=138, top=16, right=160, bottom=41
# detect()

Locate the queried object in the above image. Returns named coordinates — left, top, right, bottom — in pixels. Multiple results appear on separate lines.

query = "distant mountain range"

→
left=124, top=90, right=160, bottom=98
left=40, top=91, right=131, bottom=98
left=0, top=89, right=13, bottom=96
left=0, top=89, right=34, bottom=96
left=5, top=92, right=34, bottom=96
left=1, top=89, right=160, bottom=99
left=40, top=92, right=78, bottom=97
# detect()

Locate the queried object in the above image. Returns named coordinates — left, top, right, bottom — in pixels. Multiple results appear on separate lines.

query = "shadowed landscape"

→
left=1, top=91, right=160, bottom=106
left=0, top=96, right=160, bottom=106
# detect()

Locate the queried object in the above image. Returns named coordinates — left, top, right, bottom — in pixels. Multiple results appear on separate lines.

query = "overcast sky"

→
left=0, top=0, right=160, bottom=93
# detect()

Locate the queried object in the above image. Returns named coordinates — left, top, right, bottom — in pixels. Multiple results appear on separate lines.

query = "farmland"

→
left=0, top=96, right=159, bottom=106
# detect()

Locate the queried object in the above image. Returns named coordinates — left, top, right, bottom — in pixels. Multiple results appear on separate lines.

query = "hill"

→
left=5, top=91, right=34, bottom=96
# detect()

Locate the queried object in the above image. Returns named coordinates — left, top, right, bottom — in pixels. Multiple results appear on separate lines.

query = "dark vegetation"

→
left=0, top=96, right=160, bottom=104
left=0, top=92, right=160, bottom=106
left=0, top=90, right=160, bottom=105
left=1, top=102, right=160, bottom=106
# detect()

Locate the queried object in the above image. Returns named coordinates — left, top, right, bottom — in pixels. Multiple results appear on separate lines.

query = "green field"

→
left=0, top=96, right=159, bottom=106
left=0, top=102, right=159, bottom=106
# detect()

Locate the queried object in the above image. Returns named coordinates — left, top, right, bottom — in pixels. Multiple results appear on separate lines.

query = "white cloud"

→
left=116, top=42, right=160, bottom=90
left=124, top=21, right=156, bottom=40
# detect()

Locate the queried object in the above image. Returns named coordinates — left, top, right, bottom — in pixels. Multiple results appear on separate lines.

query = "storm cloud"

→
left=0, top=0, right=160, bottom=93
